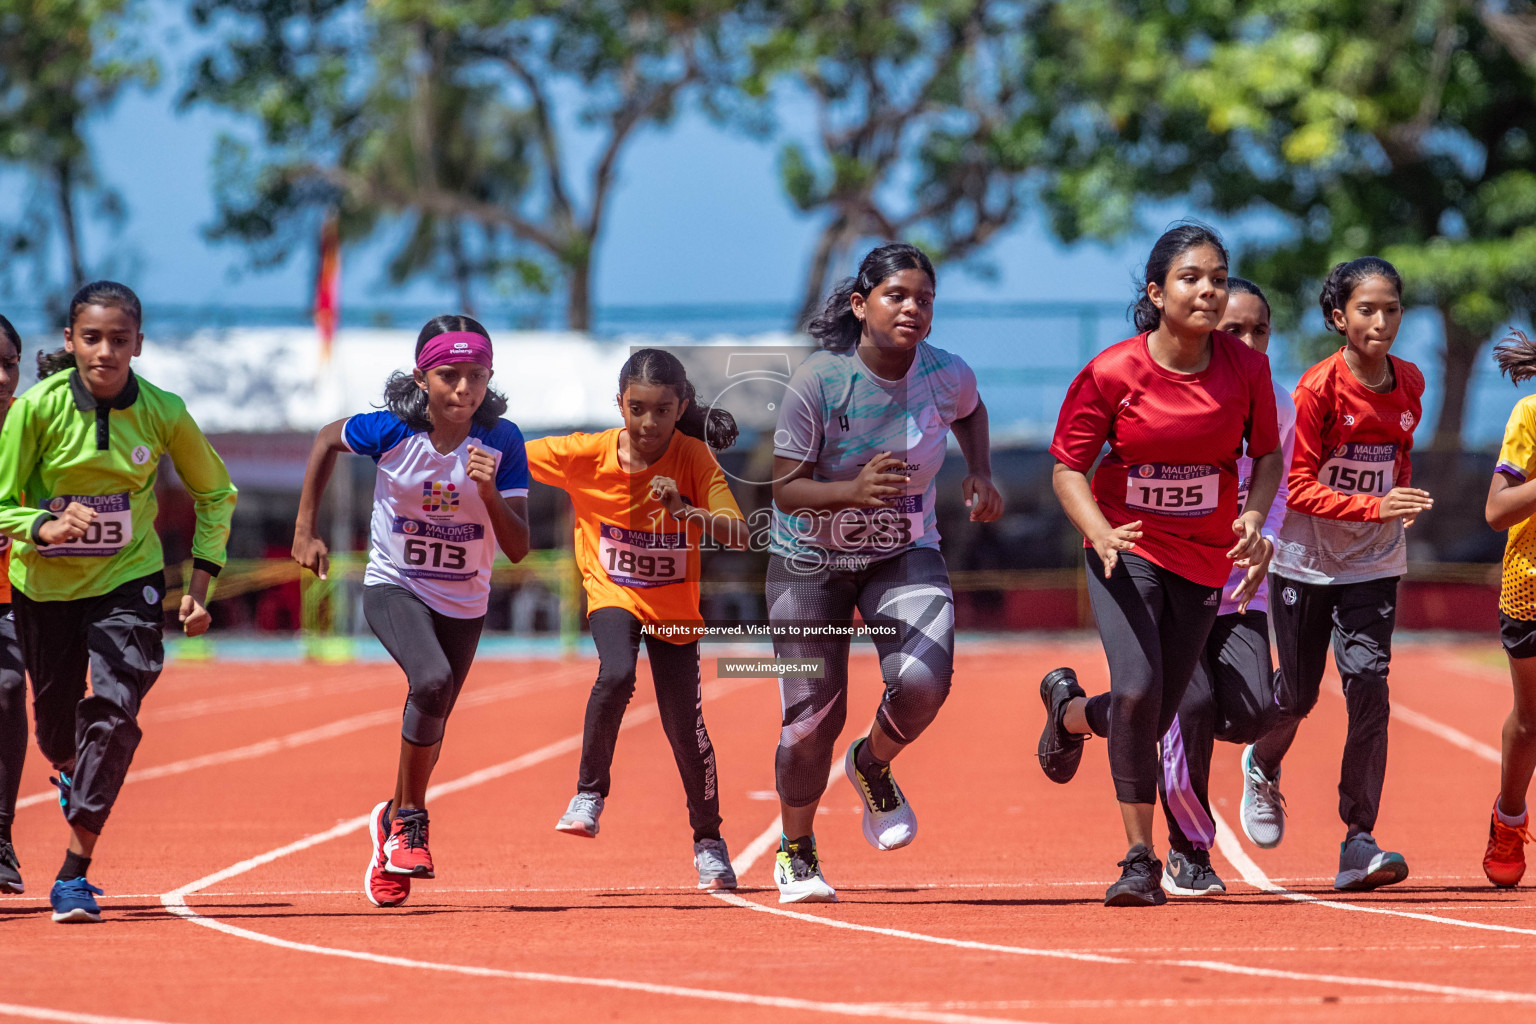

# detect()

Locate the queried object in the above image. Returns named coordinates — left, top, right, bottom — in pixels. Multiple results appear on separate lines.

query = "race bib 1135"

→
left=1124, top=465, right=1219, bottom=518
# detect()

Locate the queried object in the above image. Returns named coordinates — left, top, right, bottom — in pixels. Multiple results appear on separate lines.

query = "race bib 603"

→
left=39, top=493, right=132, bottom=557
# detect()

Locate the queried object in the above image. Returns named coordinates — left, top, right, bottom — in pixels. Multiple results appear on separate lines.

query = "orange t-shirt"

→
left=524, top=428, right=743, bottom=641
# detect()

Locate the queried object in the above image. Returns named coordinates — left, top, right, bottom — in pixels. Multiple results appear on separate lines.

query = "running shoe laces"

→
left=781, top=842, right=821, bottom=881
left=1246, top=763, right=1287, bottom=818
left=858, top=760, right=902, bottom=814
left=397, top=814, right=428, bottom=851
left=1489, top=819, right=1532, bottom=861
left=570, top=792, right=601, bottom=817
left=1116, top=846, right=1158, bottom=881
left=0, top=839, right=16, bottom=869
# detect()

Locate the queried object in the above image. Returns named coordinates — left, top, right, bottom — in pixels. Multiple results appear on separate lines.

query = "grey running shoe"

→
left=1038, top=667, right=1089, bottom=784
left=1240, top=744, right=1286, bottom=849
left=555, top=791, right=604, bottom=838
left=1105, top=843, right=1166, bottom=907
left=0, top=838, right=22, bottom=895
left=1334, top=831, right=1409, bottom=891
left=693, top=838, right=738, bottom=890
left=1161, top=848, right=1226, bottom=896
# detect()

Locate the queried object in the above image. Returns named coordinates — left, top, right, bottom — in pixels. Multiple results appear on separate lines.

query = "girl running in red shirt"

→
left=1240, top=257, right=1431, bottom=891
left=1038, top=224, right=1281, bottom=907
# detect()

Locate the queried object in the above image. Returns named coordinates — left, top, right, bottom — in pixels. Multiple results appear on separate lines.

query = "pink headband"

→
left=416, top=331, right=493, bottom=372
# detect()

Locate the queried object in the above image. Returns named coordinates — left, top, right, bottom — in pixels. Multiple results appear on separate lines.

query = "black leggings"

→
left=1082, top=550, right=1220, bottom=805
left=0, top=607, right=25, bottom=837
left=1160, top=610, right=1274, bottom=853
left=767, top=547, right=955, bottom=808
left=363, top=585, right=484, bottom=747
left=581, top=607, right=720, bottom=843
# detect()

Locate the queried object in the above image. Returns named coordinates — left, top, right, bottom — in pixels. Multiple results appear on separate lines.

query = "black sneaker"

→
left=1161, top=848, right=1226, bottom=896
left=1037, top=667, right=1088, bottom=783
left=1105, top=844, right=1167, bottom=907
left=0, top=838, right=21, bottom=895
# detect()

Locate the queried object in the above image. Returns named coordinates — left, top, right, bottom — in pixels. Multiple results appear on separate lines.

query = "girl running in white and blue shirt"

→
left=292, top=315, right=530, bottom=908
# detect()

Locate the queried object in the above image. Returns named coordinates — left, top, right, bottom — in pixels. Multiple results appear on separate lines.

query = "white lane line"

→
left=1210, top=807, right=1536, bottom=937
left=156, top=681, right=1045, bottom=1024
left=0, top=1004, right=185, bottom=1024
left=16, top=665, right=587, bottom=810
left=717, top=783, right=1536, bottom=1003
left=146, top=669, right=396, bottom=724
left=1324, top=681, right=1501, bottom=763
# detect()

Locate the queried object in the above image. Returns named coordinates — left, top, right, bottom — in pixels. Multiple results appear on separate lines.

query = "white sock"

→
left=1495, top=798, right=1527, bottom=827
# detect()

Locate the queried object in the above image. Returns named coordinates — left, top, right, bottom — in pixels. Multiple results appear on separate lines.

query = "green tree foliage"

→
left=184, top=0, right=734, bottom=328
left=740, top=0, right=1047, bottom=326
left=0, top=0, right=157, bottom=305
left=1027, top=0, right=1536, bottom=449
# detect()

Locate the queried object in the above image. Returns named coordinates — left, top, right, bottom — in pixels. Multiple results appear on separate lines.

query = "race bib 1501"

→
left=598, top=524, right=687, bottom=588
left=389, top=516, right=484, bottom=581
left=38, top=493, right=132, bottom=557
left=1320, top=442, right=1396, bottom=497
left=1124, top=464, right=1219, bottom=518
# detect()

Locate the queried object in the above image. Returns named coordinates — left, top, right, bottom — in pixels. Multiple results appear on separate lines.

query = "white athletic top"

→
left=770, top=343, right=979, bottom=561
left=1220, top=381, right=1296, bottom=616
left=343, top=411, right=529, bottom=618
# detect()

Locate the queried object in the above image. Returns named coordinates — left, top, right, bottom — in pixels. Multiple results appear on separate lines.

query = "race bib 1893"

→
left=1125, top=465, right=1219, bottom=518
left=389, top=516, right=484, bottom=581
left=1320, top=442, right=1396, bottom=497
left=598, top=524, right=686, bottom=588
left=39, top=493, right=132, bottom=557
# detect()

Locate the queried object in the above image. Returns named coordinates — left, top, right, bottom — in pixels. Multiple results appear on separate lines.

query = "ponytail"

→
left=618, top=348, right=738, bottom=451
left=1496, top=329, right=1536, bottom=385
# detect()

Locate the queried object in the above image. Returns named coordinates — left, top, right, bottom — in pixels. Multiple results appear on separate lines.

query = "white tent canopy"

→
left=130, top=328, right=811, bottom=434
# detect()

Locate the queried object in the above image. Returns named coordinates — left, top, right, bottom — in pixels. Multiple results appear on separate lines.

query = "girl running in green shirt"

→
left=0, top=282, right=237, bottom=923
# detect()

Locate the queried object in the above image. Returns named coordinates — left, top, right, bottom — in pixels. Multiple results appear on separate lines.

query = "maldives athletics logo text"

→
left=422, top=481, right=460, bottom=513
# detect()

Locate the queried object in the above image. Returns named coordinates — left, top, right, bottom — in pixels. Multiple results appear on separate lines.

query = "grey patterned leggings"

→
left=767, top=548, right=956, bottom=807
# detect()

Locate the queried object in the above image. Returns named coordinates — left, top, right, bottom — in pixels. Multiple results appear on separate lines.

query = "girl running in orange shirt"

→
left=526, top=349, right=748, bottom=889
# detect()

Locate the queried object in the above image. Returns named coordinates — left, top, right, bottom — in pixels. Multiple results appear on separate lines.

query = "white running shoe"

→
left=693, top=838, right=738, bottom=890
left=773, top=838, right=837, bottom=904
left=555, top=791, right=604, bottom=838
left=1240, top=745, right=1286, bottom=849
left=844, top=739, right=916, bottom=851
left=1334, top=831, right=1409, bottom=891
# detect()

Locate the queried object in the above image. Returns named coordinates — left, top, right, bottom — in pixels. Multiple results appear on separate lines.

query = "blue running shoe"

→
left=49, top=773, right=72, bottom=814
left=50, top=877, right=103, bottom=923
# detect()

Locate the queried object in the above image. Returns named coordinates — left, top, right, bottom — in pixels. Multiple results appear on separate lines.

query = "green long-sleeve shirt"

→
left=0, top=370, right=237, bottom=602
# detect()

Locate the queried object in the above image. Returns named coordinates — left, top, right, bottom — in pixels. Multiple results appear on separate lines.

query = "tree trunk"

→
left=795, top=216, right=854, bottom=331
left=53, top=158, right=86, bottom=290
left=566, top=251, right=592, bottom=332
left=447, top=221, right=475, bottom=316
left=1431, top=305, right=1482, bottom=451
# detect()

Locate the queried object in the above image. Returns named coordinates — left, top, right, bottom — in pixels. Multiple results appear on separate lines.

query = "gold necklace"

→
left=1347, top=354, right=1390, bottom=390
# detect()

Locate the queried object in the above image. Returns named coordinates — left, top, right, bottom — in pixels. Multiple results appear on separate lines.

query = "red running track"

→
left=2, top=639, right=1535, bottom=1023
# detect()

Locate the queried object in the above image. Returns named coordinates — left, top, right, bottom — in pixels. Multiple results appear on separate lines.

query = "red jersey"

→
left=1286, top=348, right=1424, bottom=521
left=1051, top=332, right=1280, bottom=587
